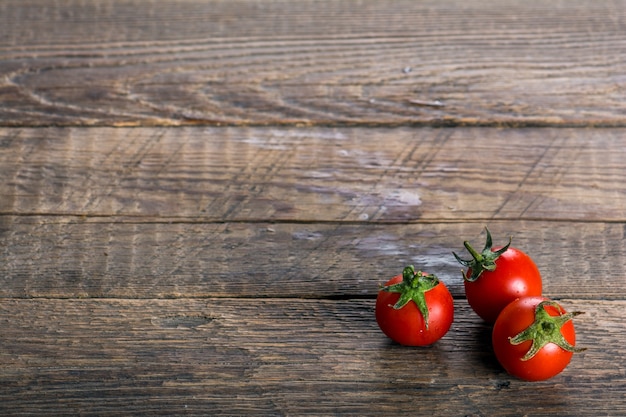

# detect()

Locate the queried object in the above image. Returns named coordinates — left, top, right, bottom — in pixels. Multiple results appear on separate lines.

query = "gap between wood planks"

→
left=5, top=120, right=626, bottom=128
left=0, top=294, right=603, bottom=302
left=2, top=213, right=625, bottom=225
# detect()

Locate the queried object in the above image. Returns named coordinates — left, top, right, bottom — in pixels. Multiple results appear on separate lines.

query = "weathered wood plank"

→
left=2, top=2, right=623, bottom=415
left=1, top=0, right=626, bottom=126
left=2, top=127, right=626, bottom=222
left=0, top=298, right=623, bottom=416
left=1, top=219, right=624, bottom=300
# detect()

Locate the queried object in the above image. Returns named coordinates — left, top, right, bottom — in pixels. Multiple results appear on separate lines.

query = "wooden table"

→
left=1, top=1, right=625, bottom=415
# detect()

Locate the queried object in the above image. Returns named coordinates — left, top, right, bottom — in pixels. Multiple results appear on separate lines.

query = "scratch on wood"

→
left=408, top=99, right=445, bottom=108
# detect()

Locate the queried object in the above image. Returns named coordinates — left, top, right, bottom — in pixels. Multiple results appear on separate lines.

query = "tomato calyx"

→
left=453, top=227, right=511, bottom=282
left=509, top=300, right=586, bottom=361
left=381, top=265, right=440, bottom=329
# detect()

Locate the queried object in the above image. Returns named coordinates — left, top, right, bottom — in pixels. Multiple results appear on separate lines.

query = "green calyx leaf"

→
left=381, top=265, right=440, bottom=329
left=509, top=300, right=586, bottom=361
left=452, top=227, right=511, bottom=282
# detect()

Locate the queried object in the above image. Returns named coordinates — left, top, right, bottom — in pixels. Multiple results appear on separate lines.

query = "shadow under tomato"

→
left=474, top=320, right=506, bottom=374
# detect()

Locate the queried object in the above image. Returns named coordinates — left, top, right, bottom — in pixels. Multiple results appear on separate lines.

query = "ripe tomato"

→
left=375, top=266, right=454, bottom=346
left=492, top=296, right=585, bottom=381
left=453, top=228, right=542, bottom=323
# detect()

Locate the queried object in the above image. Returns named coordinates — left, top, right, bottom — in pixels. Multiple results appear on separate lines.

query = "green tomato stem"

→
left=509, top=300, right=586, bottom=361
left=452, top=227, right=512, bottom=282
left=381, top=265, right=440, bottom=330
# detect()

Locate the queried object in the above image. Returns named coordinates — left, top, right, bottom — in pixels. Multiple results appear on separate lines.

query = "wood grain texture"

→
left=1, top=218, right=625, bottom=300
left=1, top=0, right=626, bottom=126
left=3, top=1, right=626, bottom=414
left=0, top=298, right=623, bottom=416
left=2, top=127, right=626, bottom=222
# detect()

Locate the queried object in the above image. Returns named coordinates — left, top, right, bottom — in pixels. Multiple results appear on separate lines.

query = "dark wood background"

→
left=1, top=1, right=625, bottom=416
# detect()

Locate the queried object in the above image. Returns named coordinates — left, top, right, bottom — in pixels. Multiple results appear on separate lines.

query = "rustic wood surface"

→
left=1, top=1, right=626, bottom=416
left=2, top=0, right=626, bottom=127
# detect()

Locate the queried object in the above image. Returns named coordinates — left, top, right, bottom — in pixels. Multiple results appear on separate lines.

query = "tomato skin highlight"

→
left=464, top=246, right=542, bottom=323
left=375, top=273, right=454, bottom=346
left=492, top=297, right=578, bottom=381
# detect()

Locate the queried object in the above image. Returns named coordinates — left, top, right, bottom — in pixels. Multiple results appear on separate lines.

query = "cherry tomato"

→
left=492, top=296, right=585, bottom=381
left=375, top=266, right=454, bottom=346
left=454, top=228, right=542, bottom=323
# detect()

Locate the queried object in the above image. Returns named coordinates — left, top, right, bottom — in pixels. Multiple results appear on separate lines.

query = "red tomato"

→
left=375, top=266, right=454, bottom=346
left=454, top=229, right=542, bottom=323
left=492, top=296, right=585, bottom=381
